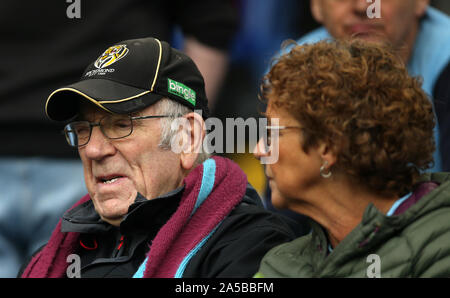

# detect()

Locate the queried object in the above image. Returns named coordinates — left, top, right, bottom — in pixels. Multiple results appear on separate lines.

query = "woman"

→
left=254, top=40, right=450, bottom=277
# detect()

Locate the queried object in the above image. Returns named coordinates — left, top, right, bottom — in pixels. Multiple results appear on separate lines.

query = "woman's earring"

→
left=320, top=160, right=332, bottom=179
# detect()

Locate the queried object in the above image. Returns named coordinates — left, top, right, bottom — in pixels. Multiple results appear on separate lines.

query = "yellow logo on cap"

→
left=94, top=45, right=129, bottom=69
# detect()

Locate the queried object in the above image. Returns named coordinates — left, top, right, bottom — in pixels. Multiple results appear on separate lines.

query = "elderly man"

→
left=286, top=0, right=450, bottom=171
left=20, top=37, right=295, bottom=278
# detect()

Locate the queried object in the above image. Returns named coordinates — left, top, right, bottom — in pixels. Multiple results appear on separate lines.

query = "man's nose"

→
left=82, top=126, right=116, bottom=160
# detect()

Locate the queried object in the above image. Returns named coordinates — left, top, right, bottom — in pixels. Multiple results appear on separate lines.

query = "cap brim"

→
left=46, top=78, right=164, bottom=121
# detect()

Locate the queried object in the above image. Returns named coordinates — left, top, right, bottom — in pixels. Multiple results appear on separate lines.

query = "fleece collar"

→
left=61, top=187, right=184, bottom=235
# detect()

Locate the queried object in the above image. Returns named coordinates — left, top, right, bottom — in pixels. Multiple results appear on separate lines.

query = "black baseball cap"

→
left=45, top=37, right=209, bottom=121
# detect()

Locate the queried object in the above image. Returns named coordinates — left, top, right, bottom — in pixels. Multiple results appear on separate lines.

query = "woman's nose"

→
left=253, top=137, right=269, bottom=159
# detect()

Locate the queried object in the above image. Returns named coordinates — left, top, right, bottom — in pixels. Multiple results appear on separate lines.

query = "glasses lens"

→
left=263, top=125, right=284, bottom=153
left=101, top=115, right=133, bottom=139
left=64, top=122, right=91, bottom=147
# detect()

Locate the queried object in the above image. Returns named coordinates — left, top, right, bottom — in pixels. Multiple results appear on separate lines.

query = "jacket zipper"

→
left=113, top=235, right=125, bottom=258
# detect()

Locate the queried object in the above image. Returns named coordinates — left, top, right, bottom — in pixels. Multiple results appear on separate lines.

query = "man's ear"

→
left=180, top=112, right=206, bottom=171
left=310, top=0, right=325, bottom=23
left=415, top=0, right=429, bottom=17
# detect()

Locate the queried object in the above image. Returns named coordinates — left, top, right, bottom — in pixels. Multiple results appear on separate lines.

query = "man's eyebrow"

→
left=75, top=113, right=88, bottom=121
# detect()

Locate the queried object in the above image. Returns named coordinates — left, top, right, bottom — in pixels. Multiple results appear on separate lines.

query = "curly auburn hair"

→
left=262, top=40, right=435, bottom=197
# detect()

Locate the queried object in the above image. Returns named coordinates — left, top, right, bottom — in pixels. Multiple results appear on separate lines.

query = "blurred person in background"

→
left=0, top=0, right=238, bottom=277
left=292, top=0, right=450, bottom=172
left=254, top=40, right=450, bottom=277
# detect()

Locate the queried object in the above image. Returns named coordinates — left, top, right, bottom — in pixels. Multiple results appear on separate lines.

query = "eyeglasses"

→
left=63, top=114, right=172, bottom=147
left=262, top=125, right=301, bottom=152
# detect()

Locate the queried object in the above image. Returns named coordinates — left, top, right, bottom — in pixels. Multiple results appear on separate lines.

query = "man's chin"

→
left=98, top=207, right=129, bottom=226
left=100, top=215, right=124, bottom=227
left=93, top=197, right=135, bottom=226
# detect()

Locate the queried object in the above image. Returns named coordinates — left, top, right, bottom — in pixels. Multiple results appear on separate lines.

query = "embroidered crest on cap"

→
left=94, top=45, right=129, bottom=69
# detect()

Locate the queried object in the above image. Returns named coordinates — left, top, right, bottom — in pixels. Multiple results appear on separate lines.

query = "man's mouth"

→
left=97, top=175, right=125, bottom=184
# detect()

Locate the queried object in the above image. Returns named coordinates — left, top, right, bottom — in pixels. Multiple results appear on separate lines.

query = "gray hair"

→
left=154, top=98, right=210, bottom=165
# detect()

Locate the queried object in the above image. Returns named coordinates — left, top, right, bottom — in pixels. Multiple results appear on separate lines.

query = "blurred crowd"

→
left=1, top=0, right=449, bottom=277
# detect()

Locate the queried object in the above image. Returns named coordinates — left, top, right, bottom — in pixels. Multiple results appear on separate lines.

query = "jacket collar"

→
left=61, top=186, right=184, bottom=235
left=316, top=173, right=450, bottom=258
